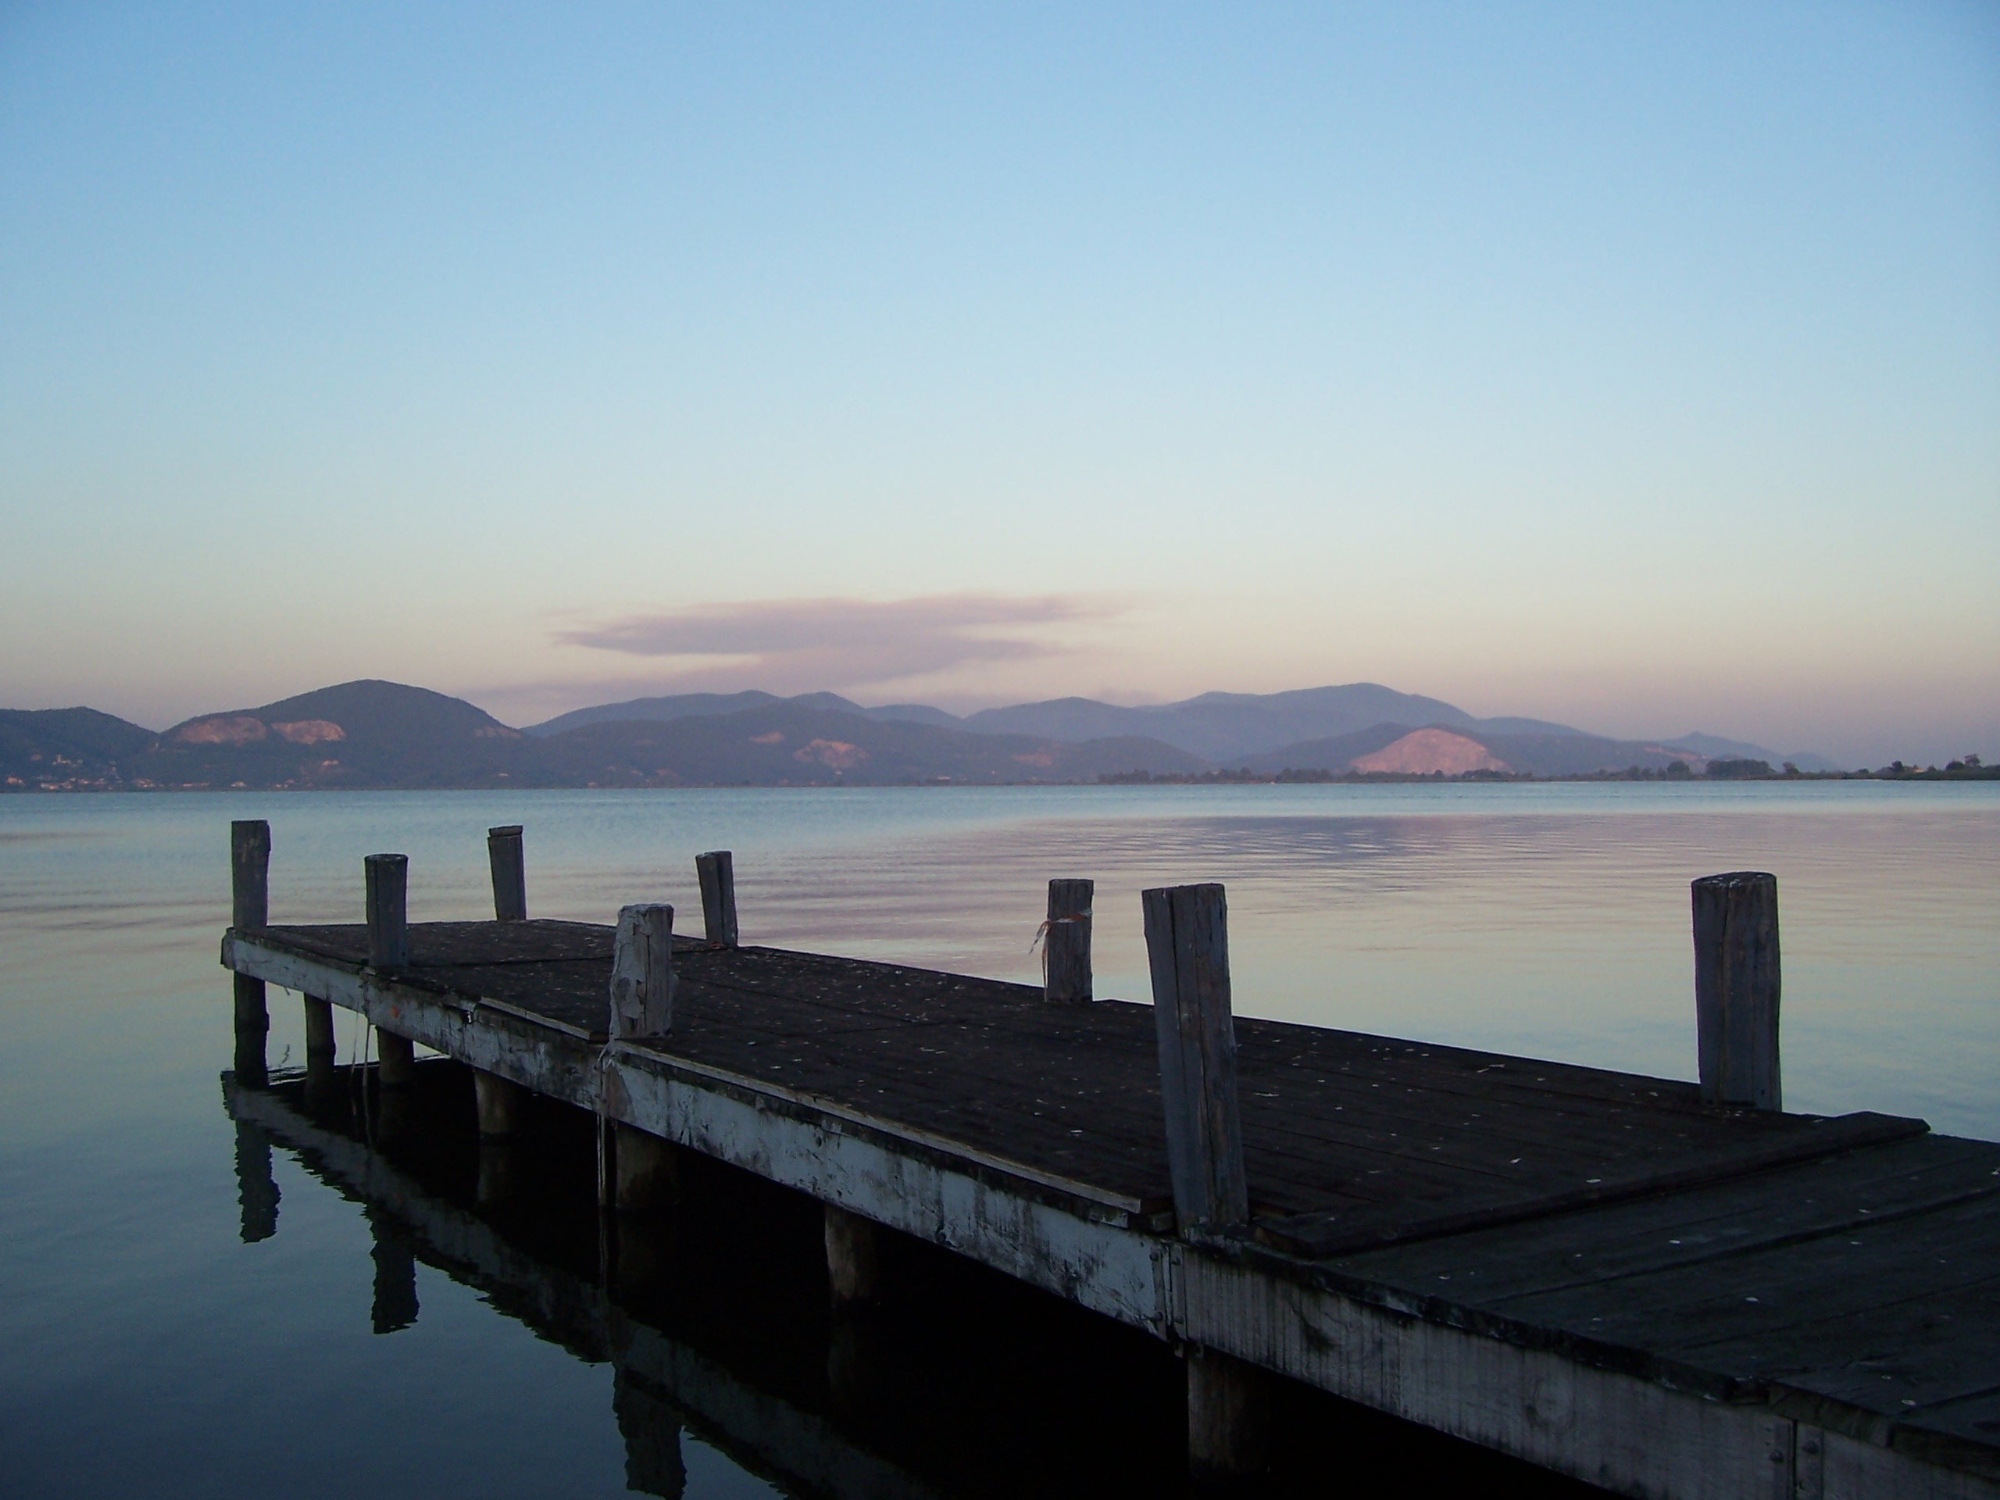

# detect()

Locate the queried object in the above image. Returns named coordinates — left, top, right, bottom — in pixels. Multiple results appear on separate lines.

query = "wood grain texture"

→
left=697, top=851, right=738, bottom=947
left=612, top=904, right=675, bottom=1038
left=1144, top=883, right=1249, bottom=1233
left=1043, top=878, right=1093, bottom=1004
left=487, top=825, right=527, bottom=922
left=1693, top=871, right=1781, bottom=1109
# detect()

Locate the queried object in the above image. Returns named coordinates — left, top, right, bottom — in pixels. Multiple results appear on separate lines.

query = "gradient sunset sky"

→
left=2, top=3, right=1995, bottom=765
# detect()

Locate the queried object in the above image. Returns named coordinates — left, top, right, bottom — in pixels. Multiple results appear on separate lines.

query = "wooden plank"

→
left=1693, top=871, right=1782, bottom=1109
left=1253, top=1113, right=1928, bottom=1259
left=1144, top=883, right=1249, bottom=1232
left=1333, top=1134, right=2000, bottom=1303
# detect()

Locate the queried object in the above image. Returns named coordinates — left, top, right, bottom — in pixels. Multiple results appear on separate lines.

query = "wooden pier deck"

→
left=217, top=831, right=2000, bottom=1499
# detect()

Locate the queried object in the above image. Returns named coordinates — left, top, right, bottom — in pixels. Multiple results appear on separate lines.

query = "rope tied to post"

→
left=1030, top=909, right=1092, bottom=985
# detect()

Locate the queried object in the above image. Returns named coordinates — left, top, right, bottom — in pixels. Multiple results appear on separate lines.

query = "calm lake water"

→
left=2, top=783, right=1995, bottom=1496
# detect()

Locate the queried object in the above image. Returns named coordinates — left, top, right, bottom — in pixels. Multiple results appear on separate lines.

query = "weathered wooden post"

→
left=475, top=1072, right=526, bottom=1138
left=1692, top=871, right=1782, bottom=1110
left=303, top=992, right=338, bottom=1113
left=232, top=819, right=271, bottom=929
left=615, top=1127, right=679, bottom=1214
left=488, top=824, right=527, bottom=921
left=1142, top=881, right=1268, bottom=1482
left=364, top=853, right=409, bottom=970
left=230, top=820, right=271, bottom=1080
left=607, top=902, right=678, bottom=1213
left=304, top=997, right=336, bottom=1063
left=365, top=854, right=415, bottom=1087
left=611, top=903, right=674, bottom=1037
left=1143, top=883, right=1248, bottom=1230
left=1043, top=878, right=1093, bottom=1003
left=696, top=851, right=737, bottom=946
left=825, top=1205, right=882, bottom=1307
left=474, top=1068, right=525, bottom=1201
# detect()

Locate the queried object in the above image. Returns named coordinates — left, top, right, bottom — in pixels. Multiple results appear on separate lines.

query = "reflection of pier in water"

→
left=224, top=1060, right=1592, bottom=1498
left=225, top=1062, right=950, bottom=1499
left=222, top=1060, right=1184, bottom=1499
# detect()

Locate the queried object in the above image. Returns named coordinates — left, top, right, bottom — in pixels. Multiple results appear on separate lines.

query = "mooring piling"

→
left=696, top=851, right=738, bottom=946
left=1692, top=871, right=1782, bottom=1110
left=1143, top=882, right=1249, bottom=1233
left=1143, top=882, right=1265, bottom=1479
left=231, top=819, right=271, bottom=930
left=1043, top=877, right=1094, bottom=1003
left=488, top=825, right=527, bottom=921
left=611, top=903, right=675, bottom=1037
left=364, top=853, right=409, bottom=971
left=230, top=821, right=271, bottom=1079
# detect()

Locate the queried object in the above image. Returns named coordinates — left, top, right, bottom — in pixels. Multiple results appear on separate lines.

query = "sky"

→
left=1, top=3, right=1995, bottom=766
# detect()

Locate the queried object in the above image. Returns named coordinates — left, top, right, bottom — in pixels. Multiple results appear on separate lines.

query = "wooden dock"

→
left=220, top=823, right=2000, bottom=1498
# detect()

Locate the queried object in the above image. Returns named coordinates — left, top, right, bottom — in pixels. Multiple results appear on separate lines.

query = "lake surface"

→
left=2, top=783, right=1995, bottom=1496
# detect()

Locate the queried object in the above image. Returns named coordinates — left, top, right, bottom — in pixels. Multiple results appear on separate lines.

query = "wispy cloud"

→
left=555, top=593, right=1115, bottom=694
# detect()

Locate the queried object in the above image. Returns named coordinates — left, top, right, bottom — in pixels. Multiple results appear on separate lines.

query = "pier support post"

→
left=1187, top=1347, right=1272, bottom=1485
left=1692, top=871, right=1782, bottom=1110
left=303, top=995, right=338, bottom=1112
left=614, top=1125, right=679, bottom=1213
left=304, top=996, right=336, bottom=1060
left=475, top=1070, right=526, bottom=1138
left=696, top=851, right=737, bottom=946
left=364, top=853, right=409, bottom=971
left=376, top=1028, right=415, bottom=1088
left=611, top=904, right=674, bottom=1037
left=1043, top=878, right=1094, bottom=1003
left=824, top=1204, right=882, bottom=1307
left=488, top=825, right=527, bottom=921
left=1143, top=883, right=1250, bottom=1233
left=231, top=820, right=271, bottom=1081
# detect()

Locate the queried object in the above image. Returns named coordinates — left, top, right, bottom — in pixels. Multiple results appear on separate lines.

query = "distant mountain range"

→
left=1, top=678, right=1838, bottom=791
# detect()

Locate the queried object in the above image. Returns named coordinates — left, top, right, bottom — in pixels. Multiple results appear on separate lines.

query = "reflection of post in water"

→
left=366, top=1207, right=418, bottom=1334
left=232, top=1118, right=279, bottom=1243
left=613, top=1368, right=687, bottom=1499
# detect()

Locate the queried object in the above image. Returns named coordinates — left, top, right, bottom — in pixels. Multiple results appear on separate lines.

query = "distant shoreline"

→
left=7, top=765, right=1996, bottom=794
